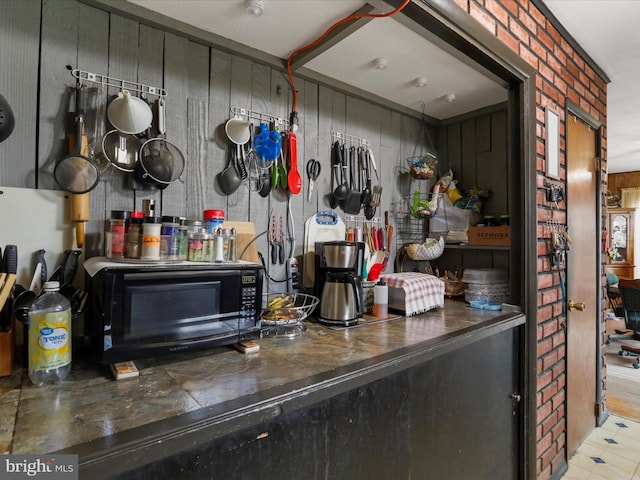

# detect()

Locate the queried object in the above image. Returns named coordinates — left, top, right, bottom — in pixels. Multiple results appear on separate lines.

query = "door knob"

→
left=568, top=300, right=586, bottom=311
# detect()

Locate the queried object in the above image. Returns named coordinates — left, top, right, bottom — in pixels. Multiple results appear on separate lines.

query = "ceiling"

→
left=124, top=0, right=507, bottom=119
left=123, top=0, right=639, bottom=173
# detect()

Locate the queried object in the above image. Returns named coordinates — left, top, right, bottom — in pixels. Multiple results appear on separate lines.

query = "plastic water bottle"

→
left=28, top=281, right=72, bottom=386
left=373, top=280, right=388, bottom=318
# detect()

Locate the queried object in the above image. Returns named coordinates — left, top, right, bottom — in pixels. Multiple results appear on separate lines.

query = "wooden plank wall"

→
left=0, top=0, right=508, bottom=293
left=609, top=171, right=640, bottom=198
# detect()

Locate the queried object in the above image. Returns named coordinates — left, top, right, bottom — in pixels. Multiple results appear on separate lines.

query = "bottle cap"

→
left=376, top=280, right=386, bottom=286
left=130, top=210, right=144, bottom=219
left=110, top=210, right=130, bottom=220
left=43, top=281, right=60, bottom=291
left=161, top=215, right=180, bottom=224
left=143, top=216, right=161, bottom=224
left=203, top=209, right=225, bottom=220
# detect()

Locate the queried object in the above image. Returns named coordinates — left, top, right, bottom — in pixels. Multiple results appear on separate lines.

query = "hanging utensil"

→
left=137, top=98, right=185, bottom=188
left=102, top=129, right=140, bottom=172
left=369, top=148, right=382, bottom=207
left=54, top=84, right=100, bottom=194
left=332, top=141, right=349, bottom=201
left=360, top=147, right=372, bottom=205
left=343, top=145, right=362, bottom=214
left=287, top=130, right=302, bottom=195
left=0, top=93, right=15, bottom=143
left=217, top=140, right=243, bottom=195
left=306, top=158, right=321, bottom=203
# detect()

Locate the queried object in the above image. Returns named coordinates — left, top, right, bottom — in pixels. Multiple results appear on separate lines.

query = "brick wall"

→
left=454, top=0, right=608, bottom=478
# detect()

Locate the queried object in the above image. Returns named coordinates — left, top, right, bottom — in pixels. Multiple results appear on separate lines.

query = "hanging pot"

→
left=0, top=94, right=15, bottom=143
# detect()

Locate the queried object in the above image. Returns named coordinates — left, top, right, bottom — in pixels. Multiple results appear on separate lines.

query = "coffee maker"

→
left=315, top=241, right=365, bottom=327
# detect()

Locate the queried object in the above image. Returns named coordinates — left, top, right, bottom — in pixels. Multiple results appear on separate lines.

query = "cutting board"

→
left=303, top=211, right=346, bottom=288
left=221, top=221, right=259, bottom=264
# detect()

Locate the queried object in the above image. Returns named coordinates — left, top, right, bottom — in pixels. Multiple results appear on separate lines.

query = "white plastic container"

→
left=141, top=216, right=162, bottom=260
left=28, top=281, right=72, bottom=387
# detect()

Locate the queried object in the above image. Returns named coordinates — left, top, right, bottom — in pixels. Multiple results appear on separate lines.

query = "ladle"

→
left=332, top=143, right=349, bottom=201
left=217, top=141, right=243, bottom=195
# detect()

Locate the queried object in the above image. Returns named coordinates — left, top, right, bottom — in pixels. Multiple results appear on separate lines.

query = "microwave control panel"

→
left=241, top=273, right=260, bottom=317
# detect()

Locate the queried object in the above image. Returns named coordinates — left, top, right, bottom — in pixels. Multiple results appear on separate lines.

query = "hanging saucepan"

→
left=0, top=93, right=15, bottom=143
left=54, top=85, right=100, bottom=194
left=136, top=98, right=185, bottom=188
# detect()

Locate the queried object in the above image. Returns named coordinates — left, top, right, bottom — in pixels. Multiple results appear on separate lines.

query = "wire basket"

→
left=261, top=293, right=319, bottom=325
left=406, top=154, right=437, bottom=179
left=404, top=236, right=445, bottom=261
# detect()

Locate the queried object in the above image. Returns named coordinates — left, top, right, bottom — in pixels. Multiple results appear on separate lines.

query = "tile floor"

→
left=562, top=414, right=640, bottom=479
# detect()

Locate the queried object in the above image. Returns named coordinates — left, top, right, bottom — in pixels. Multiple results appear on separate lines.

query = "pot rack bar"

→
left=331, top=130, right=369, bottom=147
left=230, top=107, right=289, bottom=130
left=71, top=68, right=168, bottom=98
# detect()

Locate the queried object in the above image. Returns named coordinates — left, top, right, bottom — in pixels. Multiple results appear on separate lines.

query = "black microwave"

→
left=84, top=257, right=263, bottom=364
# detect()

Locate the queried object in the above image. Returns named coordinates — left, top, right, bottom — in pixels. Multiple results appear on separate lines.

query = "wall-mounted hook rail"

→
left=71, top=68, right=168, bottom=98
left=331, top=130, right=369, bottom=147
left=230, top=107, right=289, bottom=130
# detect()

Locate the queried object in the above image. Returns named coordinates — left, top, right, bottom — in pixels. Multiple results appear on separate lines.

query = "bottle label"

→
left=142, top=235, right=160, bottom=246
left=29, top=310, right=71, bottom=372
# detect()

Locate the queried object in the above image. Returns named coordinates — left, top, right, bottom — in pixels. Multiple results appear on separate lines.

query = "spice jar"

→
left=108, top=210, right=130, bottom=259
left=203, top=209, right=225, bottom=234
left=499, top=214, right=510, bottom=226
left=125, top=211, right=144, bottom=259
left=160, top=215, right=180, bottom=260
left=188, top=229, right=214, bottom=262
left=141, top=216, right=162, bottom=260
left=177, top=217, right=188, bottom=260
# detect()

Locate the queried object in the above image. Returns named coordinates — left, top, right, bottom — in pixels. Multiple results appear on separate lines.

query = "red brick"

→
left=538, top=369, right=553, bottom=391
left=537, top=430, right=553, bottom=457
left=519, top=44, right=538, bottom=68
left=470, top=3, right=497, bottom=33
left=485, top=0, right=510, bottom=26
left=497, top=25, right=519, bottom=53
left=509, top=16, right=530, bottom=43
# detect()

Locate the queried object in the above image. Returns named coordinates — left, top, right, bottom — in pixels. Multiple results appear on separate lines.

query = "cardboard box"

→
left=468, top=226, right=510, bottom=246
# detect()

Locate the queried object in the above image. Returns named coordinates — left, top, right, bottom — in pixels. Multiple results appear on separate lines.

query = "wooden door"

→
left=566, top=113, right=598, bottom=455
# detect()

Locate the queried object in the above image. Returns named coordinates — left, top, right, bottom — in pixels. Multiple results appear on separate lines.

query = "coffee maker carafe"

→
left=315, top=241, right=364, bottom=327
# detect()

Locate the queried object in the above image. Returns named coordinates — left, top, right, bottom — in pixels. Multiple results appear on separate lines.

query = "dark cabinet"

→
left=114, top=322, right=522, bottom=480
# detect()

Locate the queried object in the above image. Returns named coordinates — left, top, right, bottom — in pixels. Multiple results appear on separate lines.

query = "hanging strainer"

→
left=137, top=99, right=185, bottom=186
left=54, top=85, right=100, bottom=194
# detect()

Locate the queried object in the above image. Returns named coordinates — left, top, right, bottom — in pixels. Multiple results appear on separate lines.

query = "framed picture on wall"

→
left=546, top=106, right=560, bottom=179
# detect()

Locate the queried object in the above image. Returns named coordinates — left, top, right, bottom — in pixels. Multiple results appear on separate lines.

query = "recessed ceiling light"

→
left=246, top=0, right=264, bottom=16
left=372, top=57, right=388, bottom=70
left=414, top=77, right=428, bottom=88
left=444, top=93, right=456, bottom=102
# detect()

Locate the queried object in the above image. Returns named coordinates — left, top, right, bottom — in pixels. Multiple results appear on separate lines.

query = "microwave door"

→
left=123, top=281, right=239, bottom=342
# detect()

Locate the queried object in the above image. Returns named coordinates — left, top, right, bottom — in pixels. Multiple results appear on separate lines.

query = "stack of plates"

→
left=461, top=268, right=510, bottom=304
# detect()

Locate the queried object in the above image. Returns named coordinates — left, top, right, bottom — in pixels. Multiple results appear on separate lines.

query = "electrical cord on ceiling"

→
left=286, top=0, right=411, bottom=130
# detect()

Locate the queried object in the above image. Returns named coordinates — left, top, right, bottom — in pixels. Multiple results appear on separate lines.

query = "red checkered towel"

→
left=380, top=272, right=445, bottom=316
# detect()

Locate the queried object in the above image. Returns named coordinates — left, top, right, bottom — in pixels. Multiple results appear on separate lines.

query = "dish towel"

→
left=380, top=272, right=445, bottom=316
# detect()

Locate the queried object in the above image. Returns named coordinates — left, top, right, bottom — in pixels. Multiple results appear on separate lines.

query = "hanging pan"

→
left=136, top=98, right=185, bottom=188
left=54, top=85, right=100, bottom=194
left=0, top=93, right=15, bottom=143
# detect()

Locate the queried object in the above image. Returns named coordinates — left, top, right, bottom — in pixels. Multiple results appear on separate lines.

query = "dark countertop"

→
left=0, top=299, right=524, bottom=472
